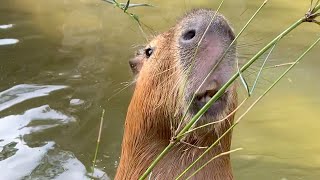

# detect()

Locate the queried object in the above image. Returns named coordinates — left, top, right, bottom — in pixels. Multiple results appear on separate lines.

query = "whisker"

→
left=107, top=80, right=136, bottom=101
left=151, top=63, right=180, bottom=78
left=157, top=70, right=181, bottom=89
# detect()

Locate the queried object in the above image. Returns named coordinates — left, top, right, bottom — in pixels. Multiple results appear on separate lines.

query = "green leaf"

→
left=119, top=3, right=153, bottom=9
left=124, top=0, right=130, bottom=11
left=132, top=14, right=140, bottom=22
left=101, top=0, right=116, bottom=5
left=250, top=40, right=278, bottom=95
left=238, top=71, right=250, bottom=96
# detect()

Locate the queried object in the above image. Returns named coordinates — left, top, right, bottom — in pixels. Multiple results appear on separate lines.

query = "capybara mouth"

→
left=190, top=88, right=228, bottom=118
left=195, top=88, right=218, bottom=103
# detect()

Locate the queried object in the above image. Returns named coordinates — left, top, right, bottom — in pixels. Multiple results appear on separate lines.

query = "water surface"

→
left=0, top=0, right=319, bottom=179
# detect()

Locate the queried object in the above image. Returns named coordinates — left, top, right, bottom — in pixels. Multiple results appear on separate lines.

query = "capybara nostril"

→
left=182, top=29, right=196, bottom=41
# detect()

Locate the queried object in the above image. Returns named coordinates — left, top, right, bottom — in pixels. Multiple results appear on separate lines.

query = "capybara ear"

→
left=129, top=48, right=145, bottom=75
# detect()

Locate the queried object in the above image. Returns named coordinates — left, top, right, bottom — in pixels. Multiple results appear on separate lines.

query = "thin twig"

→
left=263, top=62, right=296, bottom=69
left=139, top=2, right=320, bottom=180
left=175, top=35, right=320, bottom=179
left=180, top=0, right=269, bottom=132
left=250, top=38, right=279, bottom=95
left=185, top=148, right=243, bottom=180
left=235, top=0, right=269, bottom=96
left=91, top=109, right=106, bottom=177
left=102, top=0, right=152, bottom=41
left=176, top=0, right=226, bottom=134
left=180, top=140, right=208, bottom=149
left=181, top=97, right=248, bottom=136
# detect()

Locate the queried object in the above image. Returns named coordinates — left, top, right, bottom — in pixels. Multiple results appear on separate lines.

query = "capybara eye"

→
left=145, top=48, right=153, bottom=58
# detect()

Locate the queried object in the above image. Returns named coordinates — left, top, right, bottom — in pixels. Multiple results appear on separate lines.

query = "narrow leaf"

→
left=101, top=0, right=116, bottom=5
left=250, top=39, right=279, bottom=95
left=238, top=68, right=250, bottom=96
left=119, top=3, right=153, bottom=9
left=186, top=148, right=243, bottom=180
left=124, top=0, right=130, bottom=11
left=131, top=14, right=140, bottom=23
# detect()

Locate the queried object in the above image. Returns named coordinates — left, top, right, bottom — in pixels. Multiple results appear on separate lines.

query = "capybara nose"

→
left=182, top=29, right=196, bottom=41
left=179, top=18, right=210, bottom=47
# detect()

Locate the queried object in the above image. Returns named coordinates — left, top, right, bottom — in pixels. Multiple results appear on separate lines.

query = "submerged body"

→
left=116, top=9, right=238, bottom=180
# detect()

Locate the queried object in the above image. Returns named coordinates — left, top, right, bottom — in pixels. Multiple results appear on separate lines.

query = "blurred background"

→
left=0, top=0, right=319, bottom=179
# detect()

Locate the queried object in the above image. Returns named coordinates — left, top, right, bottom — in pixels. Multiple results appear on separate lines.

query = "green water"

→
left=0, top=0, right=319, bottom=179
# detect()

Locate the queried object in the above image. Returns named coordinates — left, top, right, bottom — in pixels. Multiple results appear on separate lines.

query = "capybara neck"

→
left=116, top=9, right=237, bottom=180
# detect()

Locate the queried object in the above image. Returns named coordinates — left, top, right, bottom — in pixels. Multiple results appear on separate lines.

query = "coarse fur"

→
left=116, top=9, right=238, bottom=180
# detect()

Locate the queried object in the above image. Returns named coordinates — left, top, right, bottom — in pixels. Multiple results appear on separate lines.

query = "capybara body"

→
left=116, top=9, right=238, bottom=180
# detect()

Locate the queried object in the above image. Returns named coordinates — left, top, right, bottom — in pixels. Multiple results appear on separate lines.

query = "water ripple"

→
left=0, top=105, right=81, bottom=180
left=0, top=24, right=14, bottom=29
left=0, top=84, right=67, bottom=112
left=0, top=39, right=19, bottom=46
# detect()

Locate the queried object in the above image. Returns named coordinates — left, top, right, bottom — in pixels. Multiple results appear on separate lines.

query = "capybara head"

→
left=128, top=9, right=237, bottom=136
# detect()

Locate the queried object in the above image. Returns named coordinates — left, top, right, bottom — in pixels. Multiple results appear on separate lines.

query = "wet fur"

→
left=116, top=10, right=238, bottom=180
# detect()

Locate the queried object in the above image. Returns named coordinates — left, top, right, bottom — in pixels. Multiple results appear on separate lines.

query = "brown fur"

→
left=116, top=10, right=237, bottom=180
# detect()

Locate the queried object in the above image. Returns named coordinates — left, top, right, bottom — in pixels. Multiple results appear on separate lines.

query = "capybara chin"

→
left=116, top=9, right=238, bottom=180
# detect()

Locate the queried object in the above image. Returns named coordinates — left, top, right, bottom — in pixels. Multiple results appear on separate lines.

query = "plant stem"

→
left=182, top=97, right=248, bottom=136
left=178, top=14, right=304, bottom=139
left=139, top=3, right=320, bottom=180
left=179, top=0, right=269, bottom=131
left=236, top=0, right=269, bottom=96
left=140, top=0, right=227, bottom=177
left=91, top=109, right=105, bottom=177
left=175, top=35, right=320, bottom=179
left=185, top=148, right=243, bottom=180
left=250, top=38, right=278, bottom=95
left=176, top=0, right=226, bottom=135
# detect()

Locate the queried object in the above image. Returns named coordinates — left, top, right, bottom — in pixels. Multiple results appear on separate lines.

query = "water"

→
left=0, top=0, right=319, bottom=179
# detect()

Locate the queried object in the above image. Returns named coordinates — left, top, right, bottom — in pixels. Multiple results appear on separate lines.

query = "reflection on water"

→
left=0, top=105, right=74, bottom=179
left=0, top=84, right=105, bottom=179
left=25, top=148, right=109, bottom=180
left=0, top=39, right=19, bottom=46
left=0, top=84, right=66, bottom=111
left=0, top=90, right=108, bottom=179
left=0, top=0, right=320, bottom=179
left=0, top=23, right=18, bottom=46
left=0, top=24, right=14, bottom=29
